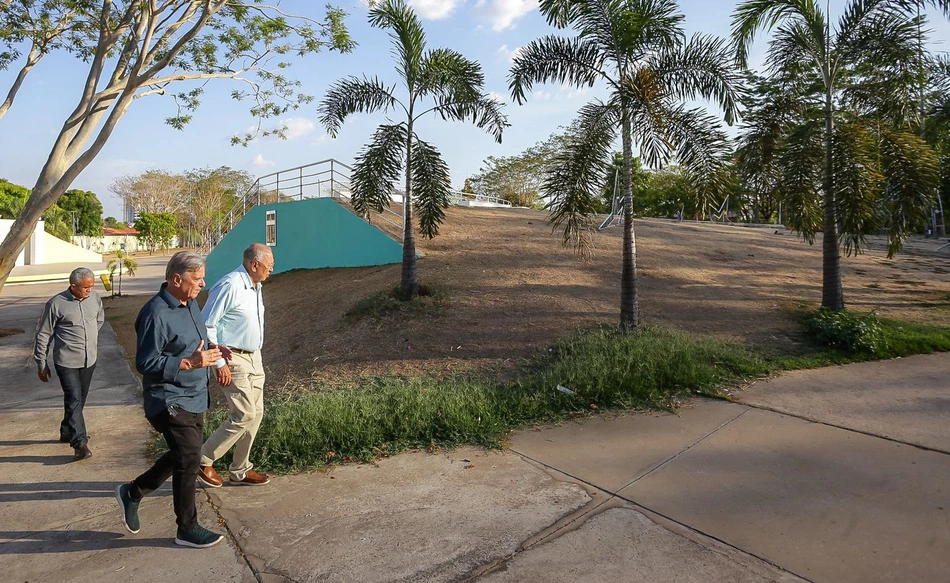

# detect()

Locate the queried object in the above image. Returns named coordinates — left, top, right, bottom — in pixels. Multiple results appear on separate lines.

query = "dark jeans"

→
left=54, top=364, right=96, bottom=448
left=130, top=407, right=204, bottom=532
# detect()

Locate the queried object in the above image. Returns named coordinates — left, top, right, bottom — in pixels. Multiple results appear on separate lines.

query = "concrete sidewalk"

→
left=1, top=273, right=947, bottom=582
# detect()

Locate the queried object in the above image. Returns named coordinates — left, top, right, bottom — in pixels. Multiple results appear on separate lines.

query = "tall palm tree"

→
left=318, top=0, right=507, bottom=300
left=732, top=0, right=942, bottom=311
left=509, top=0, right=743, bottom=330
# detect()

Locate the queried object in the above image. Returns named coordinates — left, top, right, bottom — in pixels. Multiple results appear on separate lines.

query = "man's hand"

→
left=218, top=345, right=233, bottom=363
left=216, top=364, right=232, bottom=386
left=180, top=340, right=223, bottom=371
left=37, top=368, right=50, bottom=382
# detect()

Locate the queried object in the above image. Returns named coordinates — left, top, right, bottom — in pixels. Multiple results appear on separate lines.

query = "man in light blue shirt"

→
left=197, top=243, right=274, bottom=488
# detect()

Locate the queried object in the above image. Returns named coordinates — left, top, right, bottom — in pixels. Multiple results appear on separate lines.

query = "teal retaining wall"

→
left=205, top=198, right=402, bottom=285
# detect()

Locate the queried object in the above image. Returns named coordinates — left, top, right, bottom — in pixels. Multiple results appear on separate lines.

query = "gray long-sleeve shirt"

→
left=33, top=289, right=105, bottom=372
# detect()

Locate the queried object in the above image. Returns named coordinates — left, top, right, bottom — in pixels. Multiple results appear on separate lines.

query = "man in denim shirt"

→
left=33, top=267, right=103, bottom=460
left=114, top=251, right=230, bottom=549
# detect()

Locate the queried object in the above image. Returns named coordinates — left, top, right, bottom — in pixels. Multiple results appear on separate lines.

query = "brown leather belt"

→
left=229, top=347, right=255, bottom=354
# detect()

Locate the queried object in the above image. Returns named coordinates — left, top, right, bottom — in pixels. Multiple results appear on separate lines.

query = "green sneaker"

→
left=114, top=483, right=140, bottom=534
left=174, top=524, right=224, bottom=548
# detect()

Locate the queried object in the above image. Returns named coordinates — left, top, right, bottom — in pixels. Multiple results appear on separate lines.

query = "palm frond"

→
left=877, top=125, right=940, bottom=257
left=775, top=119, right=824, bottom=241
left=831, top=120, right=884, bottom=256
left=508, top=36, right=607, bottom=104
left=419, top=48, right=484, bottom=103
left=766, top=20, right=824, bottom=75
left=351, top=123, right=407, bottom=216
left=409, top=138, right=452, bottom=239
left=318, top=76, right=399, bottom=137
left=649, top=33, right=744, bottom=124
left=368, top=0, right=426, bottom=87
left=543, top=100, right=618, bottom=257
left=664, top=106, right=734, bottom=217
left=731, top=0, right=822, bottom=67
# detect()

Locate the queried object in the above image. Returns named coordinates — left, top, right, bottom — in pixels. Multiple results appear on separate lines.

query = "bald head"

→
left=243, top=243, right=273, bottom=284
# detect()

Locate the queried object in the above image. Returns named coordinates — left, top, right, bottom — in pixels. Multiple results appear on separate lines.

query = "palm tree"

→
left=732, top=0, right=943, bottom=310
left=107, top=249, right=137, bottom=297
left=318, top=0, right=507, bottom=300
left=509, top=0, right=743, bottom=330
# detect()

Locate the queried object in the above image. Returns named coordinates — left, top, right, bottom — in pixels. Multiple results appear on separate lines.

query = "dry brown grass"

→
left=104, top=206, right=950, bottom=387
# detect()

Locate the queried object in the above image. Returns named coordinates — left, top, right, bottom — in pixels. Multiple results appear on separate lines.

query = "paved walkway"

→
left=1, top=266, right=947, bottom=582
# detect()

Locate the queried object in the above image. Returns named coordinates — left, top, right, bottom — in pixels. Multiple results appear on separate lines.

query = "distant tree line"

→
left=1, top=178, right=103, bottom=241
left=110, top=166, right=255, bottom=250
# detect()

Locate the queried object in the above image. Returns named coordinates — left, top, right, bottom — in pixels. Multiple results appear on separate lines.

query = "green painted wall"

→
left=205, top=198, right=402, bottom=285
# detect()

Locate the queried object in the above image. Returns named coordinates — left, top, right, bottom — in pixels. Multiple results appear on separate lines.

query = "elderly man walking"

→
left=33, top=267, right=104, bottom=460
left=197, top=243, right=274, bottom=488
left=114, top=251, right=227, bottom=548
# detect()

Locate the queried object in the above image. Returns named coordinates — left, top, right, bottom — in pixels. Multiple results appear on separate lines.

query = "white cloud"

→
left=252, top=154, right=276, bottom=169
left=495, top=44, right=524, bottom=62
left=474, top=0, right=536, bottom=32
left=409, top=0, right=463, bottom=20
left=281, top=117, right=316, bottom=141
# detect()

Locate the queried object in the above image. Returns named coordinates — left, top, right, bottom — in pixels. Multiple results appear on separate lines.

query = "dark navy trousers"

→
left=54, top=364, right=96, bottom=448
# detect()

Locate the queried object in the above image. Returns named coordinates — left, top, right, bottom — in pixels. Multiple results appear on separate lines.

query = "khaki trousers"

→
left=200, top=350, right=265, bottom=480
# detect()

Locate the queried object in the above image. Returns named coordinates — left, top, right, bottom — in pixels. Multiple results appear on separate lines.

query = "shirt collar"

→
left=158, top=282, right=189, bottom=308
left=237, top=264, right=260, bottom=291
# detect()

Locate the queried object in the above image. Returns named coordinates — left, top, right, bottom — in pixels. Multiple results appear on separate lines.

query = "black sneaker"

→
left=175, top=525, right=224, bottom=548
left=114, top=483, right=140, bottom=533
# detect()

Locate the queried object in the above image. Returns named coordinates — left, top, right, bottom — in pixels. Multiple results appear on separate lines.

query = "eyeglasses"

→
left=257, top=260, right=274, bottom=273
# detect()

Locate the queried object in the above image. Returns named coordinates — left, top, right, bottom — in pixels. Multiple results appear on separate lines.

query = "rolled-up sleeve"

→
left=135, top=312, right=182, bottom=382
left=33, top=299, right=56, bottom=372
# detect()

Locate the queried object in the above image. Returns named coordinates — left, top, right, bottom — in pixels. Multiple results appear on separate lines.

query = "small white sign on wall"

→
left=265, top=210, right=276, bottom=246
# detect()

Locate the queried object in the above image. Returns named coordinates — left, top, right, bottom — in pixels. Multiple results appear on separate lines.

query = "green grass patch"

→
left=155, top=315, right=950, bottom=474
left=205, top=326, right=778, bottom=473
left=345, top=284, right=448, bottom=319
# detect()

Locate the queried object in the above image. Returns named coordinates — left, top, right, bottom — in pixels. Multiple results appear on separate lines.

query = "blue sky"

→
left=1, top=0, right=949, bottom=219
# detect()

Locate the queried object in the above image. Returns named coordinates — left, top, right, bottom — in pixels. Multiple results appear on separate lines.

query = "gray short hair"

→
left=243, top=243, right=270, bottom=263
left=165, top=251, right=205, bottom=280
left=70, top=267, right=94, bottom=284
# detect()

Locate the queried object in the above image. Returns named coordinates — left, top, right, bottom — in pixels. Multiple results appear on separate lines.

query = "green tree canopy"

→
left=58, top=188, right=103, bottom=236
left=134, top=212, right=177, bottom=254
left=732, top=0, right=943, bottom=310
left=0, top=0, right=354, bottom=293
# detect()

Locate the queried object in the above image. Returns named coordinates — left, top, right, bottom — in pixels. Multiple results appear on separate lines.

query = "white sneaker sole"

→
left=114, top=485, right=140, bottom=534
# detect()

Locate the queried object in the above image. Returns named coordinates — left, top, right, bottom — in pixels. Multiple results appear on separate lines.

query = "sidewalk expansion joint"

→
left=200, top=488, right=263, bottom=582
left=737, top=401, right=950, bottom=455
left=618, top=404, right=751, bottom=492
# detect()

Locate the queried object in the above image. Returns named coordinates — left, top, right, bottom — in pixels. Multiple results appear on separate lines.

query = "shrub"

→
left=802, top=308, right=887, bottom=354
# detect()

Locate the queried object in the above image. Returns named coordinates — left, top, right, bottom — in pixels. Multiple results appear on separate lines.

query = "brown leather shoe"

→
left=230, top=469, right=270, bottom=486
left=197, top=465, right=223, bottom=488
left=73, top=443, right=92, bottom=460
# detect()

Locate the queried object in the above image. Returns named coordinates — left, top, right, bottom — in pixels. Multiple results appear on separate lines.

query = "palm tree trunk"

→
left=400, top=120, right=418, bottom=300
left=619, top=104, right=639, bottom=330
left=821, top=62, right=843, bottom=310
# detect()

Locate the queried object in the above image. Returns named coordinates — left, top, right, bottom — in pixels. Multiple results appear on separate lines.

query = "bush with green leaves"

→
left=802, top=309, right=887, bottom=354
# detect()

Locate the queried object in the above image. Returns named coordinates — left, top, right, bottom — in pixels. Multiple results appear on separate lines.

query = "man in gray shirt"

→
left=33, top=267, right=104, bottom=460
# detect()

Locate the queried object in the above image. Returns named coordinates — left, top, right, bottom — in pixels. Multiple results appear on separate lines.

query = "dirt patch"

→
left=0, top=328, right=25, bottom=338
left=104, top=207, right=950, bottom=386
left=263, top=207, right=950, bottom=383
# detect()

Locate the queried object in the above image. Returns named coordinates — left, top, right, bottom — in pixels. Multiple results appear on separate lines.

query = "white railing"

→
left=205, top=160, right=513, bottom=252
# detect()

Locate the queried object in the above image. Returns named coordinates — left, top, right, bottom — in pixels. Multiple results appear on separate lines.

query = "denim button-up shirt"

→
left=135, top=283, right=211, bottom=417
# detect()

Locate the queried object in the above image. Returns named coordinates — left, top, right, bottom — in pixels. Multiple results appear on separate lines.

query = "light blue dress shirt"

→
left=202, top=265, right=264, bottom=367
